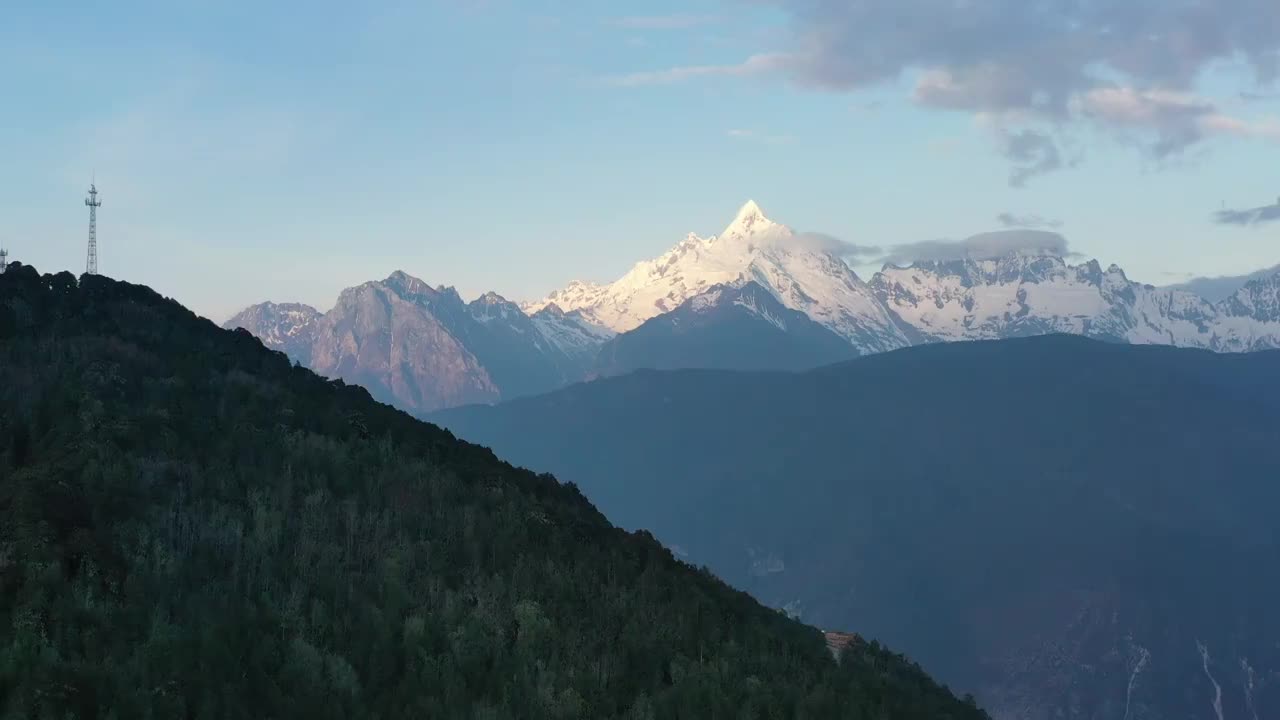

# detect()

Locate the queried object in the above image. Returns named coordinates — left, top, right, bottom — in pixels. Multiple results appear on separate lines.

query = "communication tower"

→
left=0, top=247, right=7, bottom=274
left=85, top=181, right=102, bottom=275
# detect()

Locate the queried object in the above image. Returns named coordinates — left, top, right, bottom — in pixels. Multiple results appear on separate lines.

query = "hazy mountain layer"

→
left=434, top=336, right=1280, bottom=720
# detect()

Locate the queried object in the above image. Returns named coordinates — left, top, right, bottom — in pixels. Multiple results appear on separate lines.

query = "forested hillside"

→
left=0, top=263, right=987, bottom=719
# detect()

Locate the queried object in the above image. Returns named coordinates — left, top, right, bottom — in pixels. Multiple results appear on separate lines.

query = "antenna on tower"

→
left=85, top=178, right=102, bottom=275
left=0, top=247, right=8, bottom=275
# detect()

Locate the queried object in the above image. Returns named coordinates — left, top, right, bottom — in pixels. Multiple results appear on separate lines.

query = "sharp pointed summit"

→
left=736, top=199, right=765, bottom=221
left=723, top=199, right=773, bottom=237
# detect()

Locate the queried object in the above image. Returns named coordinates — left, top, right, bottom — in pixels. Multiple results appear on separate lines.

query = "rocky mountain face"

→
left=224, top=271, right=612, bottom=414
left=433, top=336, right=1280, bottom=720
left=378, top=272, right=571, bottom=400
left=596, top=280, right=858, bottom=375
left=308, top=276, right=499, bottom=413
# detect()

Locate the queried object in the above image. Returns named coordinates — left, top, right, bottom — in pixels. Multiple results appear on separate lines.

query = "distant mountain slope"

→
left=596, top=280, right=858, bottom=375
left=0, top=262, right=988, bottom=720
left=434, top=335, right=1280, bottom=720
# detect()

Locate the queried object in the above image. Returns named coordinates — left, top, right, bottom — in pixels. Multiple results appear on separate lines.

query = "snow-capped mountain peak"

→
left=525, top=201, right=910, bottom=353
left=735, top=198, right=766, bottom=223
left=717, top=199, right=778, bottom=243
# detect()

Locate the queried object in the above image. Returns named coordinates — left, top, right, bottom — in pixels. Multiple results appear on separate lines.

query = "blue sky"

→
left=3, top=0, right=1279, bottom=321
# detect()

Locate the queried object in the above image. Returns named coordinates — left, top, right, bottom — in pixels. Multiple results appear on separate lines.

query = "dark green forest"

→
left=0, top=263, right=987, bottom=719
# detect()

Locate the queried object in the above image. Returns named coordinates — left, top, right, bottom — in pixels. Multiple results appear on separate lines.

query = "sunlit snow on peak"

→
left=525, top=201, right=909, bottom=351
left=716, top=199, right=780, bottom=244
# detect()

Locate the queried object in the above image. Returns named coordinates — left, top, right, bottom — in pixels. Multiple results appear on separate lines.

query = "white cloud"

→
left=997, top=213, right=1064, bottom=230
left=1215, top=199, right=1280, bottom=226
left=624, top=0, right=1280, bottom=182
left=607, top=52, right=792, bottom=87
left=611, top=15, right=717, bottom=31
left=1074, top=86, right=1280, bottom=154
left=878, top=230, right=1074, bottom=266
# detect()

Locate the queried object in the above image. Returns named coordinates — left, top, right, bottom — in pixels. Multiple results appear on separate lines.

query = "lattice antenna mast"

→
left=0, top=247, right=8, bottom=274
left=85, top=180, right=102, bottom=275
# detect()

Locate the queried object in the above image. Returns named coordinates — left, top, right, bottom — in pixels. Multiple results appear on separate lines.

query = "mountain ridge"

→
left=224, top=271, right=610, bottom=413
left=228, top=201, right=1280, bottom=414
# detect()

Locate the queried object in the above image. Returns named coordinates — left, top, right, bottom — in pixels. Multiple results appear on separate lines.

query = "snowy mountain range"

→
left=531, top=200, right=1280, bottom=355
left=870, top=254, right=1280, bottom=351
left=227, top=200, right=1280, bottom=413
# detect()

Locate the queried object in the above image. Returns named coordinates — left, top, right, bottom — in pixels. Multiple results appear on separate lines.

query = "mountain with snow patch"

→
left=223, top=301, right=321, bottom=365
left=528, top=303, right=616, bottom=370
